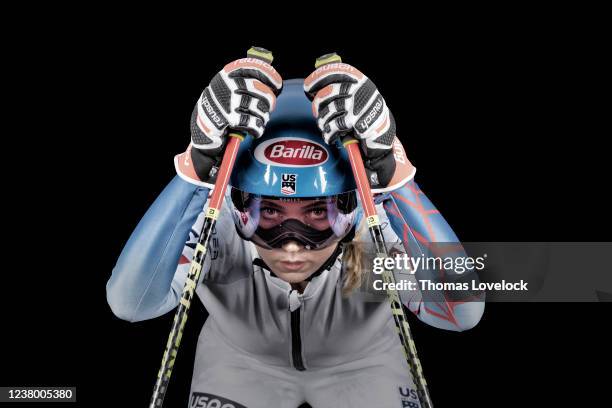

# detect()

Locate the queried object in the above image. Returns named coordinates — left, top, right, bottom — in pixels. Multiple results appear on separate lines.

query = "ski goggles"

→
left=229, top=188, right=358, bottom=250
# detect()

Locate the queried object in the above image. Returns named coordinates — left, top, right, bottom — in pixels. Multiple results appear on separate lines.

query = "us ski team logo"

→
left=281, top=173, right=297, bottom=195
left=189, top=392, right=246, bottom=408
left=254, top=137, right=329, bottom=167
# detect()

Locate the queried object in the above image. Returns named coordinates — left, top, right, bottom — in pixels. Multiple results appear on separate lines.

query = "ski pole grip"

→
left=313, top=54, right=433, bottom=408
left=207, top=47, right=274, bottom=218
left=247, top=46, right=274, bottom=63
left=205, top=132, right=243, bottom=218
left=314, top=53, right=379, bottom=226
left=315, top=52, right=342, bottom=68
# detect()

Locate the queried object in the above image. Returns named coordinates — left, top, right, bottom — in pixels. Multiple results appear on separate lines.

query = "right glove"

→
left=304, top=55, right=403, bottom=190
left=177, top=51, right=283, bottom=186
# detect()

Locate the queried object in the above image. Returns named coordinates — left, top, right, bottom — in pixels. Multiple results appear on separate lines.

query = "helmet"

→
left=229, top=79, right=359, bottom=250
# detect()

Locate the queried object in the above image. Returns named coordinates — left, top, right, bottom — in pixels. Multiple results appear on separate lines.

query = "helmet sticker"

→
left=281, top=173, right=297, bottom=195
left=254, top=137, right=329, bottom=167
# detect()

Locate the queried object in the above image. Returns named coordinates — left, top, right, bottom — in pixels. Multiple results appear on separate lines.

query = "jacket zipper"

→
left=290, top=307, right=306, bottom=371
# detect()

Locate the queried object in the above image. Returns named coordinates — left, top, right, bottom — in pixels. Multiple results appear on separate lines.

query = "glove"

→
left=304, top=55, right=398, bottom=189
left=177, top=50, right=283, bottom=186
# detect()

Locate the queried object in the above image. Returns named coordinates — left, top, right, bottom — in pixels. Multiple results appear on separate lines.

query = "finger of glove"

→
left=239, top=78, right=277, bottom=113
left=312, top=82, right=353, bottom=118
left=243, top=96, right=270, bottom=127
left=312, top=84, right=334, bottom=117
left=317, top=104, right=351, bottom=143
left=223, top=58, right=283, bottom=95
left=304, top=63, right=364, bottom=99
left=228, top=112, right=264, bottom=139
left=232, top=89, right=269, bottom=124
left=320, top=119, right=347, bottom=145
left=225, top=95, right=269, bottom=138
left=317, top=101, right=350, bottom=137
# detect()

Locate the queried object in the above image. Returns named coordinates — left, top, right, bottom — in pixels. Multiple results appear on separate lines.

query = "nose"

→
left=282, top=240, right=303, bottom=253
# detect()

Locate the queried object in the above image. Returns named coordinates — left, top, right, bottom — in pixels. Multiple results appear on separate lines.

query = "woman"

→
left=107, top=55, right=484, bottom=407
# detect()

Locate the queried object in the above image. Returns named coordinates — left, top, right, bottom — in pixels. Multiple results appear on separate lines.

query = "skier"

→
left=107, top=55, right=485, bottom=408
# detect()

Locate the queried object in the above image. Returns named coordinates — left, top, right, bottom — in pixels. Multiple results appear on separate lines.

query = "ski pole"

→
left=313, top=53, right=434, bottom=408
left=149, top=47, right=274, bottom=408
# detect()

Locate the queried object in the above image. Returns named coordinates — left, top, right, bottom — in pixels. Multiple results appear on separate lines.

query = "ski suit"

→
left=108, top=170, right=484, bottom=407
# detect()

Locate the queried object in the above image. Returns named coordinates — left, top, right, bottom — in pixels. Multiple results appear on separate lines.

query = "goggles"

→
left=230, top=188, right=358, bottom=250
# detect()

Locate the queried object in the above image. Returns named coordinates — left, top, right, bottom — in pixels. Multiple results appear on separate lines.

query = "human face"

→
left=257, top=198, right=331, bottom=230
left=256, top=240, right=339, bottom=284
left=232, top=189, right=358, bottom=251
left=254, top=199, right=339, bottom=283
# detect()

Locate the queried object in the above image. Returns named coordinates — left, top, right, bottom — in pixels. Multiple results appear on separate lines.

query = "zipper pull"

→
left=289, top=289, right=302, bottom=312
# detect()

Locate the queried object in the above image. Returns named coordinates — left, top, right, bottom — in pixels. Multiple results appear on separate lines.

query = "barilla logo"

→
left=254, top=137, right=329, bottom=167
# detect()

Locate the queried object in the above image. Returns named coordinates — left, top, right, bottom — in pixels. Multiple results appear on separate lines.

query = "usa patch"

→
left=281, top=173, right=297, bottom=195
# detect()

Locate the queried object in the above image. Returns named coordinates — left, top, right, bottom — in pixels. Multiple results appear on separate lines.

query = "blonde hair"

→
left=341, top=219, right=368, bottom=296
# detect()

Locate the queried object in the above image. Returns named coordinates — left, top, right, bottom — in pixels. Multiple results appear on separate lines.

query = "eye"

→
left=309, top=208, right=327, bottom=220
left=261, top=207, right=280, bottom=219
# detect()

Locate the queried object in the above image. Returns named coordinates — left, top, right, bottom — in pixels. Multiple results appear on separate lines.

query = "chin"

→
left=274, top=269, right=313, bottom=283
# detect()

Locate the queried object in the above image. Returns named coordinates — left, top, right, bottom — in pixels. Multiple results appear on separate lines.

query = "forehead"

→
left=260, top=197, right=328, bottom=209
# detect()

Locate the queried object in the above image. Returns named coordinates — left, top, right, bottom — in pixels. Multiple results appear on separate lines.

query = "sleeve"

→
left=380, top=179, right=485, bottom=332
left=106, top=175, right=210, bottom=322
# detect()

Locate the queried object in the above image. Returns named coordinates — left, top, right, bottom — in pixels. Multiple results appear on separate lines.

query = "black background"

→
left=2, top=8, right=609, bottom=407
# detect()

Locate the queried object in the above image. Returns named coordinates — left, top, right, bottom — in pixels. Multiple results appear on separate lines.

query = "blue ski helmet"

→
left=230, top=79, right=356, bottom=197
left=229, top=79, right=358, bottom=250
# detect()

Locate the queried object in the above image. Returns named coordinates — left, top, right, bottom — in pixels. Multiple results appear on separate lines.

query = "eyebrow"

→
left=260, top=200, right=328, bottom=211
left=260, top=200, right=285, bottom=210
left=302, top=201, right=328, bottom=210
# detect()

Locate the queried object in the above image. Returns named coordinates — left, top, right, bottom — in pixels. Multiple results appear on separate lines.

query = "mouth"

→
left=279, top=261, right=306, bottom=271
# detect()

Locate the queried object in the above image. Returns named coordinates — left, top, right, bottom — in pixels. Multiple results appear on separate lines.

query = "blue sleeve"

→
left=382, top=180, right=485, bottom=332
left=106, top=176, right=209, bottom=322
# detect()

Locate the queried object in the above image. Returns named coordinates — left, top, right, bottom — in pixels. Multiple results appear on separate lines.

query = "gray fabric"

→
left=180, top=209, right=420, bottom=406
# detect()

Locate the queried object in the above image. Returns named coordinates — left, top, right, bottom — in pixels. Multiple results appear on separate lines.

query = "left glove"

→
left=192, top=53, right=283, bottom=148
left=176, top=48, right=283, bottom=187
left=304, top=54, right=397, bottom=188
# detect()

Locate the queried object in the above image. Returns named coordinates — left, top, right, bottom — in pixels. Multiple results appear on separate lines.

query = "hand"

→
left=186, top=50, right=283, bottom=183
left=192, top=55, right=283, bottom=147
left=304, top=57, right=398, bottom=188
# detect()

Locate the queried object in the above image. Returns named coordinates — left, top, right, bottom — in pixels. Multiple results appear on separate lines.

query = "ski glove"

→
left=187, top=52, right=283, bottom=184
left=304, top=57, right=398, bottom=188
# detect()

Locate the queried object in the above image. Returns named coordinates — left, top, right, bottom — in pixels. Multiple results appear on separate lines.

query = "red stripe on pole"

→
left=208, top=135, right=241, bottom=211
left=345, top=142, right=377, bottom=218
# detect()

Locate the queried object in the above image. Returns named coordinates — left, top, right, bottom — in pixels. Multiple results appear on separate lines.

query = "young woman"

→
left=107, top=56, right=484, bottom=408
